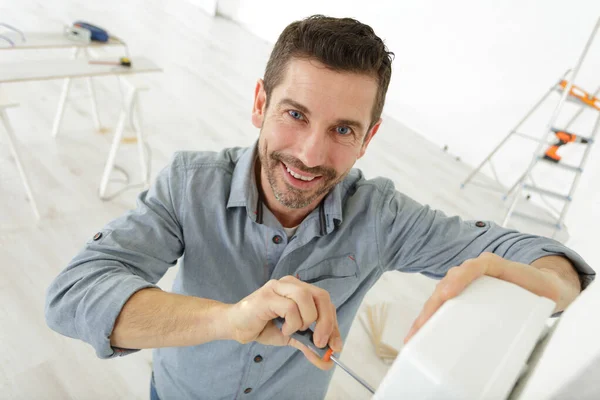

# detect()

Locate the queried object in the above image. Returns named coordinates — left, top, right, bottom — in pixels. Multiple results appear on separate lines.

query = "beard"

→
left=258, top=139, right=345, bottom=209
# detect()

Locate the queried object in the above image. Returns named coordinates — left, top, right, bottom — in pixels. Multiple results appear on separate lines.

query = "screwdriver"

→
left=273, top=317, right=375, bottom=394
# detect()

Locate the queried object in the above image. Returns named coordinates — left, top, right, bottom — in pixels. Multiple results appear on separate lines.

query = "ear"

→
left=358, top=118, right=382, bottom=159
left=252, top=79, right=267, bottom=129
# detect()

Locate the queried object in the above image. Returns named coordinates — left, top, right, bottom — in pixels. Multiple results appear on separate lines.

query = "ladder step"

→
left=538, top=156, right=583, bottom=172
left=512, top=211, right=562, bottom=230
left=522, top=184, right=571, bottom=201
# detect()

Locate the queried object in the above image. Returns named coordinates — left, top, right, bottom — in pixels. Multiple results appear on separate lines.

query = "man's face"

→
left=252, top=58, right=382, bottom=211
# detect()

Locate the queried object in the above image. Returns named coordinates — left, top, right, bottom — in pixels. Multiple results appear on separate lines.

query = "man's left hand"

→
left=403, top=252, right=581, bottom=344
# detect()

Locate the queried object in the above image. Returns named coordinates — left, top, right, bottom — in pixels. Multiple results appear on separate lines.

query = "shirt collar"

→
left=227, top=141, right=344, bottom=234
left=226, top=142, right=260, bottom=220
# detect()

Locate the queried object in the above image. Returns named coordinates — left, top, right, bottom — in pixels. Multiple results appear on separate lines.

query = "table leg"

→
left=1, top=107, right=40, bottom=219
left=52, top=47, right=80, bottom=138
left=132, top=90, right=149, bottom=186
left=84, top=48, right=102, bottom=131
left=51, top=77, right=72, bottom=138
left=98, top=85, right=135, bottom=199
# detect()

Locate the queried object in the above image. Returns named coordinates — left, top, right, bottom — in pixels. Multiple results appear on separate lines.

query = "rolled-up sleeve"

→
left=376, top=181, right=596, bottom=289
left=45, top=153, right=186, bottom=358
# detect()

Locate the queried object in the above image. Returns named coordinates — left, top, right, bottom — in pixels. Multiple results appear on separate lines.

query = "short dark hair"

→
left=263, top=15, right=394, bottom=130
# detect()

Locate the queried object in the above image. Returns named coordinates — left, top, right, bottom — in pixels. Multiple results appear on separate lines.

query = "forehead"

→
left=272, top=58, right=378, bottom=124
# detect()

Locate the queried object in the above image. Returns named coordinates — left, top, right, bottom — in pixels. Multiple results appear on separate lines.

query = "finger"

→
left=327, top=303, right=343, bottom=353
left=289, top=337, right=334, bottom=370
left=404, top=262, right=487, bottom=344
left=403, top=290, right=445, bottom=344
left=311, top=288, right=335, bottom=348
left=274, top=277, right=319, bottom=331
left=266, top=292, right=303, bottom=336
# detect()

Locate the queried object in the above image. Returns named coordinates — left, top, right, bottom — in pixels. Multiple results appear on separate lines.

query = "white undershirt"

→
left=283, top=225, right=299, bottom=238
left=261, top=203, right=299, bottom=238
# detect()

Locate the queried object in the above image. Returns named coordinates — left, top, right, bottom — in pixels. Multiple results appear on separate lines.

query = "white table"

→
left=0, top=56, right=162, bottom=217
left=0, top=57, right=161, bottom=83
left=1, top=30, right=128, bottom=133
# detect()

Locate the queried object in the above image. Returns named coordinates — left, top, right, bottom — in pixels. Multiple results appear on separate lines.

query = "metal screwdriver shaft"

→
left=273, top=317, right=375, bottom=394
left=329, top=355, right=375, bottom=394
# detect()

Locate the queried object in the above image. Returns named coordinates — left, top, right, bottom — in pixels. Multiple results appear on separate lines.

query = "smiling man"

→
left=46, top=15, right=595, bottom=400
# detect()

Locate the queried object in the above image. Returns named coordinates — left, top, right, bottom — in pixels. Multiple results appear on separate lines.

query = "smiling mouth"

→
left=285, top=165, right=318, bottom=181
left=281, top=162, right=323, bottom=184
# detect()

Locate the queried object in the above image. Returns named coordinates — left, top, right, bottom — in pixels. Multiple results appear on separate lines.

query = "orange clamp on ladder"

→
left=558, top=80, right=600, bottom=111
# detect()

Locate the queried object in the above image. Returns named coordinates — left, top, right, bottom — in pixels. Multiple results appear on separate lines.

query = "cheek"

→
left=264, top=118, right=302, bottom=146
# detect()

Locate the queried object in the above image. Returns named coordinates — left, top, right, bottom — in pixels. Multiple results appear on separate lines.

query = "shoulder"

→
left=342, top=168, right=424, bottom=212
left=342, top=168, right=394, bottom=196
left=169, top=147, right=247, bottom=174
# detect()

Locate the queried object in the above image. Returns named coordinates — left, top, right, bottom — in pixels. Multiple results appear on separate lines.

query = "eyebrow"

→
left=278, top=97, right=366, bottom=132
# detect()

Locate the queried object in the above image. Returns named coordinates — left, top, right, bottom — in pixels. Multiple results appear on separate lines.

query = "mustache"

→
left=271, top=151, right=336, bottom=179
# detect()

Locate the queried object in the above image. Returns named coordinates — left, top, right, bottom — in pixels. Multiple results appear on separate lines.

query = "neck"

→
left=268, top=202, right=312, bottom=228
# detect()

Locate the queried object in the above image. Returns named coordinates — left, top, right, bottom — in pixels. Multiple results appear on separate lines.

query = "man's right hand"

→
left=225, top=275, right=342, bottom=370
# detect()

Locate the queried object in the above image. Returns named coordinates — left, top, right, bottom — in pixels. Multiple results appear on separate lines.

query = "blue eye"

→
left=336, top=126, right=351, bottom=135
left=288, top=110, right=303, bottom=120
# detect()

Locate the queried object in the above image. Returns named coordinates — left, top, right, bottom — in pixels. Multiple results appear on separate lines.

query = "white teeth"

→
left=286, top=166, right=316, bottom=181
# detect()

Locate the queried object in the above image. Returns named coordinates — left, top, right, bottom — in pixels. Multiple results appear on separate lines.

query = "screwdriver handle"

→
left=273, top=317, right=334, bottom=361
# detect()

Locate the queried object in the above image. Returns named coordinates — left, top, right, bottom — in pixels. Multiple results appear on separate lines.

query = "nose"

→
left=297, top=128, right=328, bottom=168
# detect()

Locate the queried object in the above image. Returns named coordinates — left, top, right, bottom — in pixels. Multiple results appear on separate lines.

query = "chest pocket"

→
left=296, top=254, right=360, bottom=309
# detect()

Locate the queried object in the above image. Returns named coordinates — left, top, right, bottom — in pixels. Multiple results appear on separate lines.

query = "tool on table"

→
left=89, top=57, right=132, bottom=67
left=64, top=21, right=130, bottom=58
left=64, top=24, right=92, bottom=43
left=273, top=317, right=375, bottom=394
left=543, top=128, right=591, bottom=163
left=72, top=21, right=109, bottom=42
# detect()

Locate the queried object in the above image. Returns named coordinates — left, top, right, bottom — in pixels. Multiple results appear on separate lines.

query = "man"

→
left=46, top=15, right=595, bottom=399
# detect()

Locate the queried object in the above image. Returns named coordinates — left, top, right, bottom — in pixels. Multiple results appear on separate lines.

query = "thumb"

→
left=259, top=321, right=291, bottom=347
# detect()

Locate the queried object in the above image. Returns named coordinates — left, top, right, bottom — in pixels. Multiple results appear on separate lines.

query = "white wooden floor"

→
left=0, top=1, right=570, bottom=398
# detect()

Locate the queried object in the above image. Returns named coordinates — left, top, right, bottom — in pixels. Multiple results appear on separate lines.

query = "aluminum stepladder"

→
left=461, top=16, right=600, bottom=234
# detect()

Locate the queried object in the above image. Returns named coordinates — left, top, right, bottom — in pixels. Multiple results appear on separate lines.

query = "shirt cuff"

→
left=518, top=243, right=596, bottom=291
left=74, top=274, right=159, bottom=359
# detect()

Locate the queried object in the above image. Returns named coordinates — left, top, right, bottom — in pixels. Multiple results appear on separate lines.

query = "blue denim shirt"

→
left=45, top=143, right=595, bottom=400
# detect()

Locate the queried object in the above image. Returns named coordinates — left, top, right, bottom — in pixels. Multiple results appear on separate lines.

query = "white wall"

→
left=187, top=0, right=217, bottom=16
left=220, top=0, right=600, bottom=269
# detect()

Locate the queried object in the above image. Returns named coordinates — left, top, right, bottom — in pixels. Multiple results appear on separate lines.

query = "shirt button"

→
left=93, top=232, right=103, bottom=241
left=272, top=235, right=283, bottom=244
left=254, top=355, right=263, bottom=363
left=244, top=388, right=252, bottom=394
left=475, top=221, right=486, bottom=228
